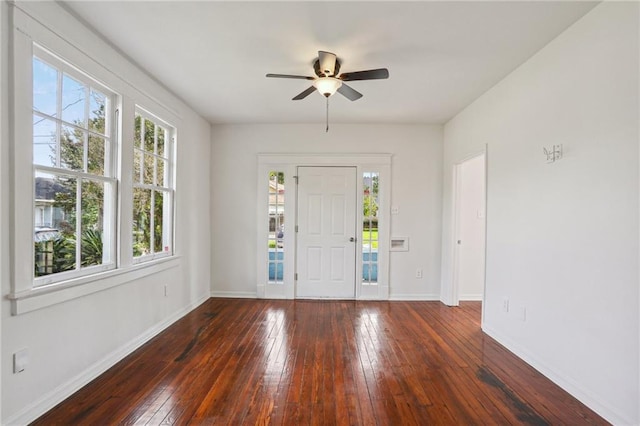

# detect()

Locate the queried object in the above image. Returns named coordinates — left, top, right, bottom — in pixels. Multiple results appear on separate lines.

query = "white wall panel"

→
left=211, top=124, right=443, bottom=300
left=442, top=3, right=639, bottom=424
left=1, top=3, right=211, bottom=423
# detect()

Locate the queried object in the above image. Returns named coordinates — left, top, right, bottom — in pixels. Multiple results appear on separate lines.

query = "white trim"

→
left=482, top=325, right=632, bottom=426
left=459, top=294, right=483, bottom=301
left=9, top=256, right=181, bottom=315
left=210, top=290, right=258, bottom=299
left=447, top=149, right=487, bottom=310
left=389, top=293, right=441, bottom=301
left=3, top=294, right=210, bottom=426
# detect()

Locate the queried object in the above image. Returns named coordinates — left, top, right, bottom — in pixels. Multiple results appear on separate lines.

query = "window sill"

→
left=7, top=256, right=181, bottom=315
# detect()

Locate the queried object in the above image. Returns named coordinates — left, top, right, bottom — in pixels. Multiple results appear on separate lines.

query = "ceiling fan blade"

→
left=292, top=86, right=317, bottom=100
left=318, top=51, right=337, bottom=76
left=266, top=73, right=315, bottom=80
left=337, top=83, right=363, bottom=101
left=339, top=68, right=389, bottom=81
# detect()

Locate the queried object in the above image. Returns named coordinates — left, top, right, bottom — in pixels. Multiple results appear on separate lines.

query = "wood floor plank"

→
left=32, top=299, right=609, bottom=426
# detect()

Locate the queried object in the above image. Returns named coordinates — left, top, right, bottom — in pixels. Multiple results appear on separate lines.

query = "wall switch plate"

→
left=391, top=206, right=399, bottom=215
left=502, top=298, right=509, bottom=313
left=14, top=349, right=28, bottom=373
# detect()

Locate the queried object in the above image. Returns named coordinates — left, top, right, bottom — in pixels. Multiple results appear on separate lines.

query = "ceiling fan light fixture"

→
left=313, top=77, right=342, bottom=97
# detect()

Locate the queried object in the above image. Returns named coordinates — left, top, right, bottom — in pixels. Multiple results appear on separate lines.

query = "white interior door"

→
left=296, top=166, right=357, bottom=298
left=454, top=154, right=486, bottom=301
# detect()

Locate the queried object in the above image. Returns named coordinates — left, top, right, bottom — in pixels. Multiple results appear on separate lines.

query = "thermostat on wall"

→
left=390, top=237, right=409, bottom=251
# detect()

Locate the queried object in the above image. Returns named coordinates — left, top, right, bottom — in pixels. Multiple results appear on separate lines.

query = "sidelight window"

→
left=362, top=172, right=379, bottom=285
left=268, top=172, right=285, bottom=284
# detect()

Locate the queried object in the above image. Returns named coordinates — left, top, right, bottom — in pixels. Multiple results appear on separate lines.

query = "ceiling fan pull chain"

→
left=326, top=96, right=329, bottom=133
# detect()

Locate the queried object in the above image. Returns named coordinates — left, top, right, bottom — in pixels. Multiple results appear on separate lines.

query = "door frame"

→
left=450, top=149, right=487, bottom=319
left=257, top=153, right=391, bottom=300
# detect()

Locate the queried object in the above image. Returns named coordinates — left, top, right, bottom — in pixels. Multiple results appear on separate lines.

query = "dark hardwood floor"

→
left=33, top=298, right=607, bottom=425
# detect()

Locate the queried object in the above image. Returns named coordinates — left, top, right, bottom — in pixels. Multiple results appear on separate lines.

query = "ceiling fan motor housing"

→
left=314, top=58, right=341, bottom=77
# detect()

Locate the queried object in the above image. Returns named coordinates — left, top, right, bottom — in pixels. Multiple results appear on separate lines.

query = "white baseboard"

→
left=459, top=293, right=483, bottom=301
left=210, top=290, right=258, bottom=299
left=388, top=293, right=440, bottom=301
left=482, top=325, right=634, bottom=426
left=4, top=294, right=210, bottom=426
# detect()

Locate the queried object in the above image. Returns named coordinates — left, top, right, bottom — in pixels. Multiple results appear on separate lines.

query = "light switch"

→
left=14, top=348, right=28, bottom=373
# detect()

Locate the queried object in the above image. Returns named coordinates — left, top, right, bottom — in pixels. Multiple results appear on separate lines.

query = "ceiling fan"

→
left=266, top=50, right=389, bottom=101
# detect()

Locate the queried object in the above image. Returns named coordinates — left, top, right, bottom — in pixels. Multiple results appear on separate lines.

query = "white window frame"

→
left=31, top=44, right=118, bottom=286
left=131, top=107, right=176, bottom=264
left=8, top=6, right=181, bottom=315
left=257, top=154, right=391, bottom=300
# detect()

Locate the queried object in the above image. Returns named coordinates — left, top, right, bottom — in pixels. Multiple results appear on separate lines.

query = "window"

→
left=32, top=46, right=116, bottom=283
left=133, top=110, right=174, bottom=261
left=268, top=172, right=285, bottom=284
left=362, top=172, right=379, bottom=285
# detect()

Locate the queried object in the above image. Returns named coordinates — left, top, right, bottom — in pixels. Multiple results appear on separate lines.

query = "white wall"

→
left=210, top=124, right=443, bottom=300
left=442, top=3, right=639, bottom=424
left=1, top=2, right=211, bottom=423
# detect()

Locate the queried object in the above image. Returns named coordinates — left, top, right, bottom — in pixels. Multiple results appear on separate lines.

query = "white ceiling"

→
left=62, top=1, right=598, bottom=125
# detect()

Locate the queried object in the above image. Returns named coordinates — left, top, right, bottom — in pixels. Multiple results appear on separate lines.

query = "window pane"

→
left=144, top=119, right=154, bottom=152
left=157, top=126, right=166, bottom=157
left=362, top=172, right=379, bottom=284
left=133, top=150, right=142, bottom=184
left=60, top=125, right=84, bottom=171
left=61, top=74, right=86, bottom=127
left=33, top=58, right=58, bottom=117
left=134, top=115, right=142, bottom=149
left=33, top=114, right=57, bottom=167
left=81, top=179, right=104, bottom=267
left=89, top=89, right=107, bottom=134
left=268, top=172, right=285, bottom=284
left=143, top=153, right=153, bottom=185
left=133, top=187, right=151, bottom=257
left=87, top=134, right=105, bottom=175
left=156, top=158, right=165, bottom=187
left=153, top=190, right=164, bottom=253
left=34, top=172, right=77, bottom=278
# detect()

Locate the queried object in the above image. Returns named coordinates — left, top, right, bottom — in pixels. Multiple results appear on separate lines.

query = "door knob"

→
left=349, top=237, right=356, bottom=242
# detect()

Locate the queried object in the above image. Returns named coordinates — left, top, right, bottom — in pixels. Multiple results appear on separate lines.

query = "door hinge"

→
left=294, top=273, right=298, bottom=281
left=294, top=175, right=299, bottom=184
left=295, top=225, right=298, bottom=233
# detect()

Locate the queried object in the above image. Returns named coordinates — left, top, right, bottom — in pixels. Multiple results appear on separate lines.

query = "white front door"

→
left=296, top=166, right=357, bottom=298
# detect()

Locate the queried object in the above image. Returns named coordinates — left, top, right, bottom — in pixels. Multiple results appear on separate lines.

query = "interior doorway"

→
left=453, top=153, right=486, bottom=303
left=296, top=166, right=357, bottom=299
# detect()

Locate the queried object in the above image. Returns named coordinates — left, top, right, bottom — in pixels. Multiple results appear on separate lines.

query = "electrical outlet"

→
left=14, top=349, right=28, bottom=373
left=416, top=268, right=423, bottom=279
left=391, top=206, right=399, bottom=215
left=502, top=298, right=509, bottom=313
